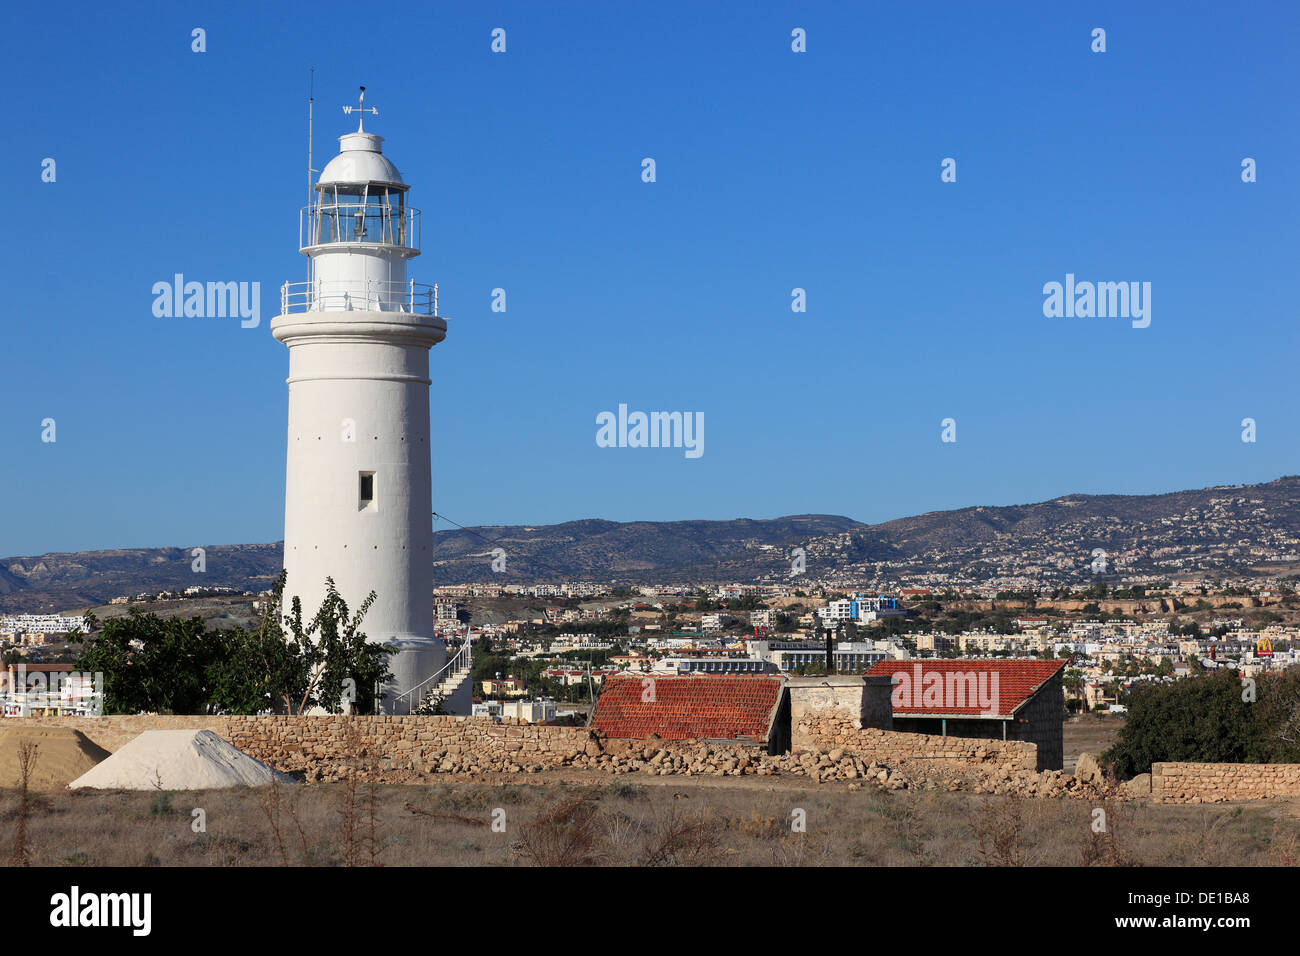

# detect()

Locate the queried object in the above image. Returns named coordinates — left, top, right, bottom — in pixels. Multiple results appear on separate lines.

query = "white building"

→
left=270, top=90, right=470, bottom=714
left=500, top=698, right=558, bottom=723
left=817, top=599, right=855, bottom=625
left=0, top=615, right=86, bottom=636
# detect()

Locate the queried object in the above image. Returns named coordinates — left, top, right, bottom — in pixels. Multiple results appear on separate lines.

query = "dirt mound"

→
left=0, top=726, right=111, bottom=791
left=69, top=729, right=293, bottom=791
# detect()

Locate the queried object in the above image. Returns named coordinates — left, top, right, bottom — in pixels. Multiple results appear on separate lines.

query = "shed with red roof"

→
left=867, top=659, right=1066, bottom=770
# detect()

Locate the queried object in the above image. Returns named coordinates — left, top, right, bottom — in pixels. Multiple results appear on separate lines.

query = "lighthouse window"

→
left=359, top=472, right=375, bottom=509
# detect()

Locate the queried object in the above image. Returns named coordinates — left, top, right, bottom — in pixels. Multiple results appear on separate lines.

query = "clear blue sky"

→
left=2, top=0, right=1297, bottom=557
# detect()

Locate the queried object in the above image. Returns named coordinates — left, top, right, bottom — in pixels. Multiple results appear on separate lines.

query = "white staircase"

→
left=394, top=638, right=473, bottom=714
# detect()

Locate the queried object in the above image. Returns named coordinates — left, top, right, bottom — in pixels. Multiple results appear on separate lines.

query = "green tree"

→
left=75, top=572, right=393, bottom=715
left=266, top=575, right=393, bottom=714
left=1102, top=669, right=1300, bottom=778
left=75, top=610, right=215, bottom=714
left=204, top=625, right=281, bottom=714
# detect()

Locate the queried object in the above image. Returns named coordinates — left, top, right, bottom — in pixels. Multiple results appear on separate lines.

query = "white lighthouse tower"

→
left=271, top=89, right=470, bottom=714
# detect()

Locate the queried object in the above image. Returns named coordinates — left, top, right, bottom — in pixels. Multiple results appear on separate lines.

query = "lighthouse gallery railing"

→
left=280, top=278, right=439, bottom=315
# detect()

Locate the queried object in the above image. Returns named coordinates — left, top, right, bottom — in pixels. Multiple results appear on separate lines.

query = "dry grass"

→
left=8, top=741, right=39, bottom=866
left=971, top=794, right=1029, bottom=866
left=637, top=800, right=723, bottom=866
left=1, top=775, right=1299, bottom=867
left=512, top=788, right=608, bottom=866
left=1078, top=798, right=1136, bottom=867
left=260, top=779, right=313, bottom=865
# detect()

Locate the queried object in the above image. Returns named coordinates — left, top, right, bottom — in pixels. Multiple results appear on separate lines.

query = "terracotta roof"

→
left=867, top=659, right=1065, bottom=718
left=590, top=674, right=784, bottom=742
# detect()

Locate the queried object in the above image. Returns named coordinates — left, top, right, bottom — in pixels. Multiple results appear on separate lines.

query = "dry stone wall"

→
left=794, top=712, right=1039, bottom=773
left=12, top=713, right=1061, bottom=793
left=786, top=675, right=894, bottom=731
left=1151, top=762, right=1300, bottom=803
left=786, top=715, right=1117, bottom=797
left=13, top=714, right=1298, bottom=803
left=15, top=715, right=594, bottom=781
left=14, top=715, right=229, bottom=753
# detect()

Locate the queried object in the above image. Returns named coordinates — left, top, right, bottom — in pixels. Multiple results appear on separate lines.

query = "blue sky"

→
left=2, top=0, right=1298, bottom=556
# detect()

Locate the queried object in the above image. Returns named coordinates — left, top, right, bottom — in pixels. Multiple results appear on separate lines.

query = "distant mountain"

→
left=428, top=515, right=863, bottom=582
left=4, top=477, right=1300, bottom=613
left=0, top=516, right=860, bottom=614
left=0, top=545, right=284, bottom=614
left=804, top=476, right=1300, bottom=585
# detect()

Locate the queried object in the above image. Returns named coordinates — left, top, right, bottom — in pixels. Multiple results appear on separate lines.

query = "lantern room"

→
left=302, top=129, right=421, bottom=254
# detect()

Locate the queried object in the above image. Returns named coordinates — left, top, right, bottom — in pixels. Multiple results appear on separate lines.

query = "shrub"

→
left=1103, top=667, right=1300, bottom=777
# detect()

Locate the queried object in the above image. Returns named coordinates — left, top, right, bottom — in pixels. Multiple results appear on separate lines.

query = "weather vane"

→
left=342, top=85, right=378, bottom=132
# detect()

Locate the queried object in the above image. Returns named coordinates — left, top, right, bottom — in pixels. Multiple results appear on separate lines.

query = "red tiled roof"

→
left=867, top=659, right=1065, bottom=718
left=590, top=675, right=784, bottom=742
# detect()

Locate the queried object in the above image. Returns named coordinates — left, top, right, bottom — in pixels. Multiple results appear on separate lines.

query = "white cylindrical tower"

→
left=271, top=91, right=446, bottom=713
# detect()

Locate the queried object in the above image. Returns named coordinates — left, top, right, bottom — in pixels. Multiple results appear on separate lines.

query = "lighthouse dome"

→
left=318, top=131, right=405, bottom=187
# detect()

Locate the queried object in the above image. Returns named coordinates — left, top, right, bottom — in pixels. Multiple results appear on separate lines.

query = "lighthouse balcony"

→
left=300, top=202, right=421, bottom=253
left=280, top=278, right=439, bottom=315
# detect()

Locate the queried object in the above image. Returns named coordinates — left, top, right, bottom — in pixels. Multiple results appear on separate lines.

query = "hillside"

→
left=3, top=477, right=1299, bottom=613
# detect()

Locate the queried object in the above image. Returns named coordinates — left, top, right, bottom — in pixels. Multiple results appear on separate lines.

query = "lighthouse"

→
left=271, top=89, right=467, bottom=714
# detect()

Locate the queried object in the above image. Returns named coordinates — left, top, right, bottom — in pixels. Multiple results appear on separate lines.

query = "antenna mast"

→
left=307, top=68, right=317, bottom=204
left=307, top=68, right=316, bottom=282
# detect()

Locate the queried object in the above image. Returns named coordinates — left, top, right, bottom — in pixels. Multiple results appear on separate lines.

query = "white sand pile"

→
left=0, top=726, right=111, bottom=791
left=69, top=729, right=295, bottom=790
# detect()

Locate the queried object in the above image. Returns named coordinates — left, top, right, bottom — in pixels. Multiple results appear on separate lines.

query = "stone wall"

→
left=14, top=715, right=230, bottom=753
left=11, top=709, right=1039, bottom=785
left=0, top=712, right=1118, bottom=799
left=962, top=595, right=1276, bottom=614
left=786, top=674, right=893, bottom=731
left=1150, top=762, right=1300, bottom=803
left=14, top=715, right=596, bottom=781
left=794, top=712, right=1039, bottom=774
left=784, top=675, right=1039, bottom=774
left=31, top=714, right=1300, bottom=804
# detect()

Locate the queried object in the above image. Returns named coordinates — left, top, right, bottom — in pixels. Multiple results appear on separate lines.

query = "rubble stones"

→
left=1121, top=773, right=1152, bottom=797
left=1075, top=752, right=1105, bottom=785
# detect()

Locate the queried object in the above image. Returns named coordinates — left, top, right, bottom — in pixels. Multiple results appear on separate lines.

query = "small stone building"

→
left=866, top=659, right=1066, bottom=771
